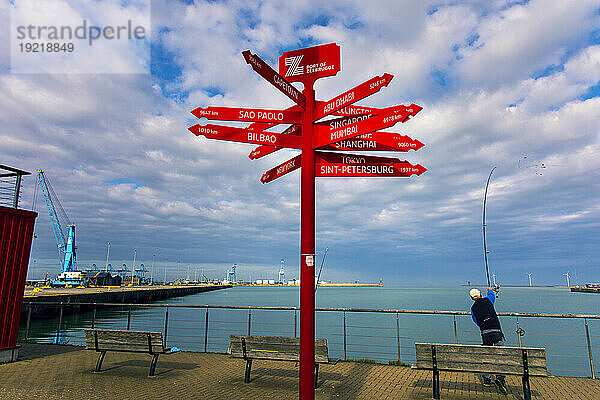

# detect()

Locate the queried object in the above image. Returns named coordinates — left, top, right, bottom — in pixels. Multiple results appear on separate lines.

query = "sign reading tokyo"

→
left=279, top=43, right=341, bottom=84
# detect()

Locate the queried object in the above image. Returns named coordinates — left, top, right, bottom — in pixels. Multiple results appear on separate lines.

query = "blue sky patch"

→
left=579, top=82, right=600, bottom=100
left=430, top=68, right=448, bottom=87
left=204, top=86, right=225, bottom=97
left=532, top=64, right=564, bottom=79
left=237, top=7, right=259, bottom=29
left=107, top=179, right=142, bottom=188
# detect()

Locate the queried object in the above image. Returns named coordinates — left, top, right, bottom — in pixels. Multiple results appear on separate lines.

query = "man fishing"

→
left=470, top=287, right=508, bottom=394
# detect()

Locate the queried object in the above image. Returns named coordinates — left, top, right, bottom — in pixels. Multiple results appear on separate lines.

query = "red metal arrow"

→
left=249, top=124, right=302, bottom=159
left=313, top=104, right=422, bottom=149
left=316, top=161, right=426, bottom=177
left=314, top=73, right=393, bottom=120
left=242, top=50, right=306, bottom=109
left=260, top=154, right=302, bottom=183
left=189, top=124, right=302, bottom=149
left=315, top=151, right=402, bottom=164
left=317, top=132, right=424, bottom=152
left=191, top=106, right=303, bottom=124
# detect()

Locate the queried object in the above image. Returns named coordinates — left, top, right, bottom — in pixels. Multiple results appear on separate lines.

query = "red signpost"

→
left=189, top=43, right=425, bottom=400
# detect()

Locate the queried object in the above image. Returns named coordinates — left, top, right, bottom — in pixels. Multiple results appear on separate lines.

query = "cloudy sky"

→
left=2, top=0, right=599, bottom=286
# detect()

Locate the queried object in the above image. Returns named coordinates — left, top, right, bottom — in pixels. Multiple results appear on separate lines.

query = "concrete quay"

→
left=21, top=284, right=230, bottom=317
left=1, top=343, right=598, bottom=399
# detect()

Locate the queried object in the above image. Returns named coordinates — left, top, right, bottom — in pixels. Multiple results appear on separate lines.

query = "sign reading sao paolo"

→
left=278, top=43, right=341, bottom=84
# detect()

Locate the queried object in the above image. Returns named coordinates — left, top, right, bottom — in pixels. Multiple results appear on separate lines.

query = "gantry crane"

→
left=35, top=169, right=86, bottom=287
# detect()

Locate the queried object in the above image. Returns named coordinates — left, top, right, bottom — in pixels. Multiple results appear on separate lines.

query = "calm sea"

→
left=22, top=286, right=600, bottom=377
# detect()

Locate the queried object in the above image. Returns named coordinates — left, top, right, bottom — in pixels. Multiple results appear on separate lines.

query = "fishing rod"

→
left=482, top=167, right=496, bottom=290
left=315, top=247, right=328, bottom=293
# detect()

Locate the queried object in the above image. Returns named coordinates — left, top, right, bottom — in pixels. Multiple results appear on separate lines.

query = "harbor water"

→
left=20, top=286, right=600, bottom=377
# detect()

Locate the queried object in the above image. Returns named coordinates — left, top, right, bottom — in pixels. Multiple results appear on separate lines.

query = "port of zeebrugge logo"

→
left=284, top=55, right=304, bottom=77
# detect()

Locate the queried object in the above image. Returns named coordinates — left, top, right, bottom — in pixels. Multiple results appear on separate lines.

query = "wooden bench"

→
left=84, top=329, right=180, bottom=376
left=229, top=335, right=339, bottom=387
left=415, top=343, right=548, bottom=400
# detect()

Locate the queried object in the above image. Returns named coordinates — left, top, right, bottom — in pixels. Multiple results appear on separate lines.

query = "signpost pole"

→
left=300, top=84, right=316, bottom=400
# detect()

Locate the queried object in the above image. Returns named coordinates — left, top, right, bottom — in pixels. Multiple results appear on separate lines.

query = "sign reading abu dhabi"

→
left=8, top=0, right=150, bottom=74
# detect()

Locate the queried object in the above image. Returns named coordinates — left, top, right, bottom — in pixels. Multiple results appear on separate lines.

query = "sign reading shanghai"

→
left=279, top=43, right=341, bottom=84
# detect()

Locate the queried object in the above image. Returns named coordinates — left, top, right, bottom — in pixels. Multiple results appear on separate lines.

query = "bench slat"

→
left=416, top=359, right=548, bottom=376
left=84, top=329, right=165, bottom=353
left=415, top=343, right=546, bottom=359
left=229, top=335, right=329, bottom=363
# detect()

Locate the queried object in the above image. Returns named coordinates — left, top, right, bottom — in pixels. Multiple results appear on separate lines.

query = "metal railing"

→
left=20, top=301, right=599, bottom=378
left=0, top=164, right=31, bottom=208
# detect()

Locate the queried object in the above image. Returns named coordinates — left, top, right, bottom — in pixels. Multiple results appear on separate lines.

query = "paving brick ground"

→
left=0, top=343, right=597, bottom=399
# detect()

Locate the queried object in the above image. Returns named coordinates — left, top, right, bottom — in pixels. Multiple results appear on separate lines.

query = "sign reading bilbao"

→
left=279, top=42, right=340, bottom=84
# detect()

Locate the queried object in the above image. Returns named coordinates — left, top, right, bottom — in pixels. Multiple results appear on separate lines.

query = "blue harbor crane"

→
left=226, top=264, right=237, bottom=284
left=35, top=169, right=86, bottom=287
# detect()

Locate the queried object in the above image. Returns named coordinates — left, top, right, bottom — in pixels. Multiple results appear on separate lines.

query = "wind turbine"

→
left=563, top=271, right=571, bottom=287
left=527, top=273, right=533, bottom=287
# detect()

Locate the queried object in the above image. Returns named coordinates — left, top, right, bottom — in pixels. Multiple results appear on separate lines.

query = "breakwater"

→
left=21, top=284, right=231, bottom=317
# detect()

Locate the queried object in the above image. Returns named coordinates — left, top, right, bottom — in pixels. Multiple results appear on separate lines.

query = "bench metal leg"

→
left=432, top=369, right=440, bottom=399
left=431, top=345, right=440, bottom=399
left=522, top=375, right=531, bottom=400
left=149, top=354, right=160, bottom=376
left=244, top=359, right=252, bottom=383
left=314, top=364, right=319, bottom=388
left=95, top=351, right=106, bottom=372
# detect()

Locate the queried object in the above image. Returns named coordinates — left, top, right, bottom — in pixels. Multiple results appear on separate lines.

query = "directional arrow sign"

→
left=316, top=161, right=426, bottom=177
left=313, top=104, right=422, bottom=149
left=315, top=151, right=402, bottom=164
left=189, top=124, right=302, bottom=149
left=314, top=73, right=393, bottom=120
left=249, top=125, right=301, bottom=160
left=260, top=154, right=302, bottom=184
left=317, top=132, right=424, bottom=152
left=192, top=106, right=303, bottom=124
left=242, top=50, right=306, bottom=109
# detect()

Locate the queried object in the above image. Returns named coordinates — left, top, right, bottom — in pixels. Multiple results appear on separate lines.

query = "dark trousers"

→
left=482, top=331, right=506, bottom=382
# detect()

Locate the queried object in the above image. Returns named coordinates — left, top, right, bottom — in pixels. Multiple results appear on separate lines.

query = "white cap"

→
left=469, top=288, right=481, bottom=299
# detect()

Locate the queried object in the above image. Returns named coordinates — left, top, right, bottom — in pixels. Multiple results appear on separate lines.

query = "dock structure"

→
left=571, top=286, right=600, bottom=294
left=1, top=343, right=598, bottom=399
left=22, top=285, right=230, bottom=317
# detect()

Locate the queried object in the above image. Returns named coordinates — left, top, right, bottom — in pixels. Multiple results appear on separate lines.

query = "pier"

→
left=1, top=343, right=598, bottom=399
left=21, top=284, right=230, bottom=317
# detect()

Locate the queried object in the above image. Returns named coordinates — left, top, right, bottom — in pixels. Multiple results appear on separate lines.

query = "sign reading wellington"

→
left=188, top=43, right=425, bottom=400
